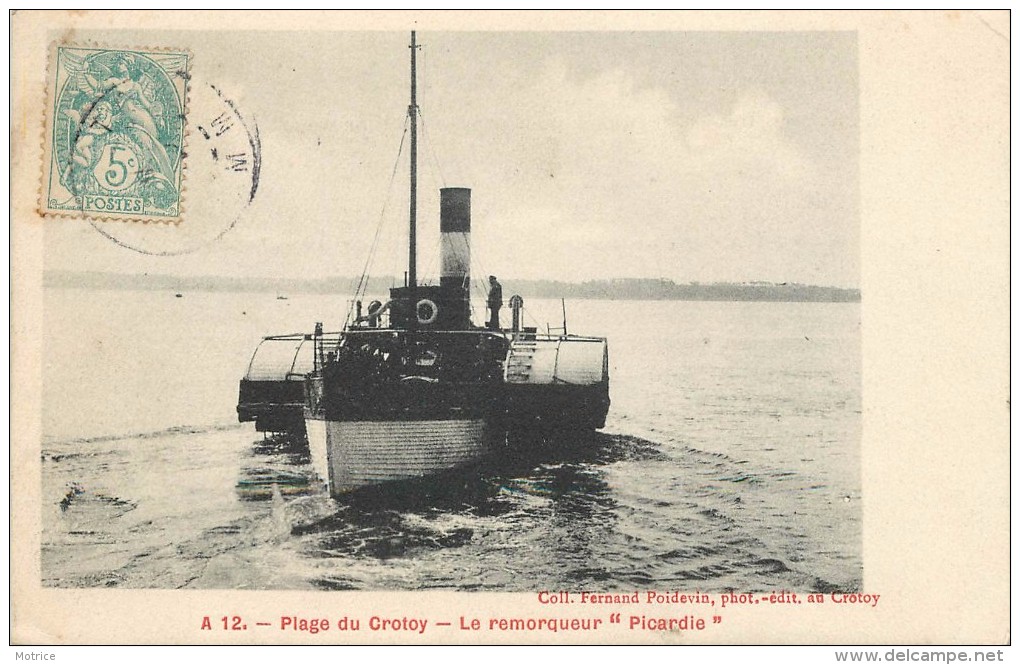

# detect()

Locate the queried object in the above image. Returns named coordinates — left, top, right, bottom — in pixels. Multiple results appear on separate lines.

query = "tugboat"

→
left=238, top=32, right=610, bottom=496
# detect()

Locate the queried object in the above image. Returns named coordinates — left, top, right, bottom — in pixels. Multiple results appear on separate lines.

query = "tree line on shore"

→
left=44, top=271, right=860, bottom=303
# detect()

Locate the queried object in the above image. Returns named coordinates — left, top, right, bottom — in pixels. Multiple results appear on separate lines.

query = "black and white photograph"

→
left=10, top=10, right=1008, bottom=649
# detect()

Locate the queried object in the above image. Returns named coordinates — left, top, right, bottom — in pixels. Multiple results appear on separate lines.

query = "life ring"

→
left=416, top=298, right=439, bottom=325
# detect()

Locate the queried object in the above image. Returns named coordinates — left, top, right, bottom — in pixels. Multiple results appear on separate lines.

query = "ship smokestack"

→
left=440, top=187, right=471, bottom=291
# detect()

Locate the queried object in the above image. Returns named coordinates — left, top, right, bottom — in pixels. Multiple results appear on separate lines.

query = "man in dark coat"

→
left=487, top=275, right=503, bottom=330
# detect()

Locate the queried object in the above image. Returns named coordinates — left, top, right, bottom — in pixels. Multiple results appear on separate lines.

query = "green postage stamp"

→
left=41, top=46, right=190, bottom=221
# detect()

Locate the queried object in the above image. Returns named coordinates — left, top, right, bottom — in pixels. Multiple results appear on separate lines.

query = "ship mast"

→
left=408, top=31, right=419, bottom=302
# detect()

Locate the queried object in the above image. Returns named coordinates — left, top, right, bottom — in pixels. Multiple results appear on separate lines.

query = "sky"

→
left=43, top=30, right=859, bottom=287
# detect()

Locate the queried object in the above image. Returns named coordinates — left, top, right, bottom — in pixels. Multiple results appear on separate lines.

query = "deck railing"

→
left=248, top=326, right=606, bottom=378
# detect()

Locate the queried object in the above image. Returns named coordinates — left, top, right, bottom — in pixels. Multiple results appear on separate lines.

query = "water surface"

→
left=42, top=290, right=861, bottom=592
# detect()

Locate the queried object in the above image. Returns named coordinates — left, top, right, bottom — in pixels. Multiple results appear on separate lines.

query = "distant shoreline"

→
left=44, top=270, right=860, bottom=303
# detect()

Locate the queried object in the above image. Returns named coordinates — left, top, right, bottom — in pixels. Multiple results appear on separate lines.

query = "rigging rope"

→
left=413, top=107, right=449, bottom=287
left=343, top=115, right=411, bottom=329
left=420, top=238, right=440, bottom=287
left=460, top=220, right=548, bottom=332
left=418, top=108, right=447, bottom=189
left=463, top=223, right=497, bottom=305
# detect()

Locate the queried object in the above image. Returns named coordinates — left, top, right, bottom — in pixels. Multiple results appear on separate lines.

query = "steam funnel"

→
left=440, top=187, right=471, bottom=291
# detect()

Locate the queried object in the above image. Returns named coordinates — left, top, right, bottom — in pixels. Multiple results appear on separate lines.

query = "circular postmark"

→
left=86, top=81, right=261, bottom=256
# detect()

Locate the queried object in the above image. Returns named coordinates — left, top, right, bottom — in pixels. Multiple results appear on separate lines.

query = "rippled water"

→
left=41, top=290, right=861, bottom=592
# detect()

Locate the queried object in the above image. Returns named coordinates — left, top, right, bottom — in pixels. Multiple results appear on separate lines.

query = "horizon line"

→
left=43, top=269, right=861, bottom=292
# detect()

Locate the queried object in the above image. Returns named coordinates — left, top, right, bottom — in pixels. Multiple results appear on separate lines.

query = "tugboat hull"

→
left=236, top=36, right=612, bottom=498
left=306, top=417, right=488, bottom=494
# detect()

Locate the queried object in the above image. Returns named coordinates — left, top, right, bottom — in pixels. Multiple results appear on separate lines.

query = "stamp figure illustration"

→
left=42, top=46, right=189, bottom=221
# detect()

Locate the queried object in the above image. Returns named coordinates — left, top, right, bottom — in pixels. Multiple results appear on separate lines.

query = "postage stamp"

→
left=40, top=46, right=190, bottom=222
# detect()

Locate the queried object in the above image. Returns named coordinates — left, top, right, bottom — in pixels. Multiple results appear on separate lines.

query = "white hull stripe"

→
left=306, top=418, right=488, bottom=494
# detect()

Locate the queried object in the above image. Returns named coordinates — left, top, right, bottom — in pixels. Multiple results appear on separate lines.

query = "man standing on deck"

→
left=487, top=275, right=503, bottom=330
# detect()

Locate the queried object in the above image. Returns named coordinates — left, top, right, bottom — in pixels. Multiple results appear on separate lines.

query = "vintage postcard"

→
left=10, top=10, right=1009, bottom=648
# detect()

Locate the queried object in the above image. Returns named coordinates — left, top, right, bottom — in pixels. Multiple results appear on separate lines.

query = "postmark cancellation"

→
left=41, top=45, right=190, bottom=222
